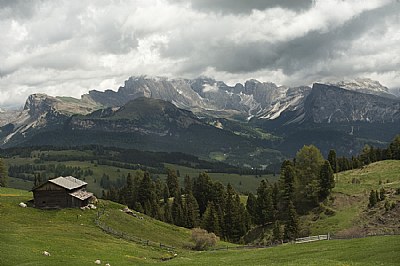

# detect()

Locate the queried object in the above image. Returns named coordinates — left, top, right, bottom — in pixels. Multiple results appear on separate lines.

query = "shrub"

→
left=191, top=228, right=219, bottom=250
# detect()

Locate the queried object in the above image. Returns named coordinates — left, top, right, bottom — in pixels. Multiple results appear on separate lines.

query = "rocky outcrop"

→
left=303, top=83, right=400, bottom=124
left=85, top=76, right=312, bottom=121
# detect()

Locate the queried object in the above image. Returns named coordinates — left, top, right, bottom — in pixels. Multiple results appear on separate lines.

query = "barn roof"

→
left=69, top=190, right=93, bottom=200
left=49, top=176, right=87, bottom=190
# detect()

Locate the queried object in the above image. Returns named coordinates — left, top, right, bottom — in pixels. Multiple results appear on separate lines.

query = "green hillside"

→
left=1, top=187, right=399, bottom=265
left=307, top=160, right=400, bottom=236
left=0, top=188, right=179, bottom=265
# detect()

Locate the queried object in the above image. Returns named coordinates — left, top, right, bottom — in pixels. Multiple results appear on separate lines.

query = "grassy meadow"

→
left=1, top=185, right=400, bottom=265
left=307, top=160, right=400, bottom=235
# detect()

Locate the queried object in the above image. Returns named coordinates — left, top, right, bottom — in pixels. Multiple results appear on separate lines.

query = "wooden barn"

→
left=32, top=176, right=93, bottom=209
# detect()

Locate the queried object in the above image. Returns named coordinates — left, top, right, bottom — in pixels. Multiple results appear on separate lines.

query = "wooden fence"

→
left=94, top=209, right=175, bottom=251
left=295, top=234, right=330, bottom=244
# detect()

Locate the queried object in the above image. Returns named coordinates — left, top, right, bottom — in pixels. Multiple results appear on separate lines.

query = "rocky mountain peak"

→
left=23, top=94, right=58, bottom=118
left=329, top=78, right=394, bottom=98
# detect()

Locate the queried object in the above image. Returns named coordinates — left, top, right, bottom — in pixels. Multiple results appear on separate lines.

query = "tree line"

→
left=102, top=144, right=335, bottom=243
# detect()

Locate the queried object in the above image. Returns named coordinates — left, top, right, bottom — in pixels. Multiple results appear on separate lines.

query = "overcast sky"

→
left=1, top=0, right=399, bottom=107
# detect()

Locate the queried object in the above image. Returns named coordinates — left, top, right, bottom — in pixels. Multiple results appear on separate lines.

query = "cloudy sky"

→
left=1, top=0, right=399, bottom=107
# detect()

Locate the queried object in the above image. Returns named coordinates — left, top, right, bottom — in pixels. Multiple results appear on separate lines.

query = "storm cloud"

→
left=0, top=0, right=399, bottom=107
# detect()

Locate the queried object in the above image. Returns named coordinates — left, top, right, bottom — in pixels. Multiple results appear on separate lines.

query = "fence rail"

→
left=295, top=234, right=330, bottom=244
left=94, top=208, right=175, bottom=251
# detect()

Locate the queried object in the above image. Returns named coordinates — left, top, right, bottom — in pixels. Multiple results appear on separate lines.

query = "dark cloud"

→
left=171, top=0, right=313, bottom=13
left=0, top=0, right=43, bottom=19
left=161, top=1, right=399, bottom=82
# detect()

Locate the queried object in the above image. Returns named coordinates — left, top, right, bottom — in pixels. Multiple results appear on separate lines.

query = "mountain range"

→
left=0, top=76, right=399, bottom=168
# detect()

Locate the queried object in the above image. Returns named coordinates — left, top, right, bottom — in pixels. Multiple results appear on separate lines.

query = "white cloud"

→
left=0, top=0, right=399, bottom=107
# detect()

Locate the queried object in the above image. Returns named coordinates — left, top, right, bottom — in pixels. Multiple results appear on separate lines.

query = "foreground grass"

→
left=165, top=236, right=400, bottom=266
left=2, top=187, right=399, bottom=265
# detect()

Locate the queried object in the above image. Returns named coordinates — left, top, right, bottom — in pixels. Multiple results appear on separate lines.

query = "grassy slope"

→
left=1, top=187, right=399, bottom=265
left=0, top=188, right=181, bottom=265
left=165, top=236, right=400, bottom=266
left=308, top=160, right=400, bottom=235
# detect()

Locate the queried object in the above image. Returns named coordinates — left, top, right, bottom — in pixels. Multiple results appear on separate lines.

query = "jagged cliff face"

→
left=303, top=84, right=400, bottom=124
left=329, top=78, right=395, bottom=98
left=0, top=94, right=101, bottom=146
left=86, top=76, right=311, bottom=120
left=1, top=76, right=399, bottom=159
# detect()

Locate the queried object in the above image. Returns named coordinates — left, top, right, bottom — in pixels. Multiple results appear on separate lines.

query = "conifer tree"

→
left=202, top=201, right=220, bottom=235
left=327, top=149, right=337, bottom=173
left=284, top=200, right=299, bottom=241
left=163, top=202, right=173, bottom=223
left=166, top=168, right=179, bottom=197
left=210, top=182, right=226, bottom=225
left=125, top=173, right=135, bottom=208
left=184, top=191, right=200, bottom=228
left=319, top=160, right=334, bottom=200
left=368, top=190, right=377, bottom=208
left=389, top=135, right=400, bottom=159
left=193, top=172, right=213, bottom=216
left=256, top=180, right=273, bottom=225
left=184, top=175, right=192, bottom=194
left=0, top=158, right=7, bottom=187
left=138, top=172, right=154, bottom=207
left=279, top=160, right=296, bottom=213
left=163, top=183, right=170, bottom=204
left=295, top=145, right=324, bottom=209
left=246, top=192, right=257, bottom=224
left=171, top=192, right=184, bottom=226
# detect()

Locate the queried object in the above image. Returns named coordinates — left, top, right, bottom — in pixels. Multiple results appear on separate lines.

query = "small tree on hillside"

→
left=368, top=190, right=377, bottom=208
left=284, top=200, right=299, bottom=241
left=319, top=160, right=335, bottom=201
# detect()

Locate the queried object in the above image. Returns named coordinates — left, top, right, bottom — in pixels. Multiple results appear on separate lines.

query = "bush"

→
left=191, top=228, right=219, bottom=250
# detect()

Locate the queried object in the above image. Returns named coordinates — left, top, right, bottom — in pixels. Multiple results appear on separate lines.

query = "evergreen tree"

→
left=163, top=203, right=173, bottom=223
left=294, top=145, right=324, bottom=209
left=284, top=201, right=299, bottom=241
left=171, top=192, right=184, bottom=226
left=163, top=183, right=170, bottom=204
left=193, top=172, right=213, bottom=216
left=279, top=160, right=296, bottom=216
left=246, top=192, right=257, bottom=224
left=184, top=191, right=200, bottom=228
left=368, top=190, right=377, bottom=208
left=210, top=182, right=226, bottom=226
left=184, top=175, right=192, bottom=194
left=0, top=158, right=7, bottom=187
left=319, top=160, right=334, bottom=201
left=389, top=135, right=400, bottom=159
left=125, top=173, right=135, bottom=208
left=137, top=172, right=154, bottom=207
left=224, top=184, right=246, bottom=242
left=256, top=180, right=273, bottom=225
left=327, top=149, right=338, bottom=173
left=150, top=198, right=162, bottom=220
left=166, top=168, right=179, bottom=197
left=202, top=201, right=220, bottom=235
